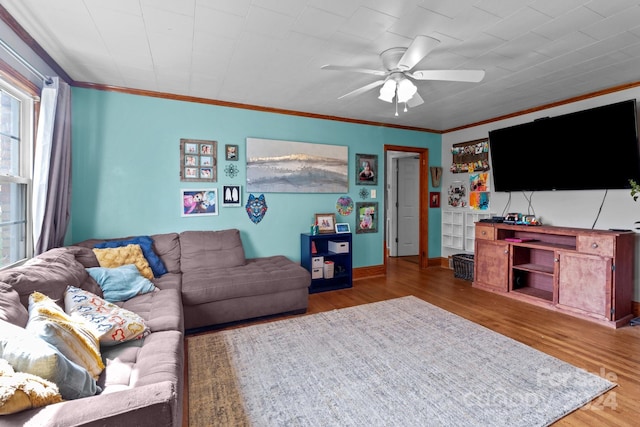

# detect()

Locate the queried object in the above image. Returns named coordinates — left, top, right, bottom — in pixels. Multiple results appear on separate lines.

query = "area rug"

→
left=187, top=296, right=615, bottom=426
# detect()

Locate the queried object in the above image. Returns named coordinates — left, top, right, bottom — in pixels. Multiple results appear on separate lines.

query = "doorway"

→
left=384, top=145, right=429, bottom=269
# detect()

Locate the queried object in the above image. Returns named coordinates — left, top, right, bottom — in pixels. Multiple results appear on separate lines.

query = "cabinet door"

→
left=557, top=251, right=612, bottom=319
left=474, top=240, right=509, bottom=292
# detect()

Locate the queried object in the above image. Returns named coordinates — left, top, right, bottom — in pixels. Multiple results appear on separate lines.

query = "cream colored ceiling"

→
left=3, top=0, right=640, bottom=131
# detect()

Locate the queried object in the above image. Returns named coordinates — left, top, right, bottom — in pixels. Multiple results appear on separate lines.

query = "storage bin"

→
left=312, top=256, right=324, bottom=268
left=323, top=260, right=335, bottom=279
left=328, top=241, right=349, bottom=253
left=452, top=253, right=474, bottom=281
left=311, top=267, right=323, bottom=279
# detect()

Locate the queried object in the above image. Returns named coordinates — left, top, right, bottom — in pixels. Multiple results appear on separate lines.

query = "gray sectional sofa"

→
left=0, top=228, right=310, bottom=426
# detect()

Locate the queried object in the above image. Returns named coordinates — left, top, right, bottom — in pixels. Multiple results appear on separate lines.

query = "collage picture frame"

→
left=180, top=139, right=217, bottom=182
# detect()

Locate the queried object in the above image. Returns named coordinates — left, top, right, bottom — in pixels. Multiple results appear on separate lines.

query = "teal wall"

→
left=70, top=87, right=441, bottom=267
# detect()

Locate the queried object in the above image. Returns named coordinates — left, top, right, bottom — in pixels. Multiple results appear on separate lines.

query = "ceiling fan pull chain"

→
left=395, top=95, right=399, bottom=117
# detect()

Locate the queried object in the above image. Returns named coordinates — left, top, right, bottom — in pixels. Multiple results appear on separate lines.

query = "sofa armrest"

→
left=0, top=381, right=181, bottom=427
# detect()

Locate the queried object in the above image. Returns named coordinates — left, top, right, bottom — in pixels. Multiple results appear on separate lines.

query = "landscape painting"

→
left=246, top=138, right=348, bottom=193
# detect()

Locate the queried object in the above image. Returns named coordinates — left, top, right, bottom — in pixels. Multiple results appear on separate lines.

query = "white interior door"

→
left=397, top=156, right=420, bottom=256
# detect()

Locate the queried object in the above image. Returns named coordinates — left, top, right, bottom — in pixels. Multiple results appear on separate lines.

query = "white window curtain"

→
left=32, top=77, right=72, bottom=254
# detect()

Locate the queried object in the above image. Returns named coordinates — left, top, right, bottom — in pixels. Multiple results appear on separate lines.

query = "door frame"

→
left=384, top=144, right=429, bottom=269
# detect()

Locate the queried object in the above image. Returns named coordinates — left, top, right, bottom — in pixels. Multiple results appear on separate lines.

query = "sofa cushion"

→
left=92, top=245, right=154, bottom=280
left=151, top=272, right=181, bottom=292
left=66, top=245, right=100, bottom=268
left=64, top=286, right=150, bottom=345
left=179, top=229, right=245, bottom=272
left=150, top=233, right=181, bottom=274
left=0, top=248, right=90, bottom=308
left=119, top=288, right=183, bottom=333
left=181, top=255, right=310, bottom=305
left=0, top=282, right=28, bottom=328
left=99, top=330, right=182, bottom=391
left=26, top=293, right=104, bottom=380
left=94, top=236, right=168, bottom=277
left=0, top=319, right=100, bottom=400
left=0, top=358, right=62, bottom=415
left=87, top=265, right=157, bottom=303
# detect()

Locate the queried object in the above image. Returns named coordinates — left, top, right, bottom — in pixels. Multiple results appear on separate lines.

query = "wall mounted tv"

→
left=488, top=99, right=640, bottom=192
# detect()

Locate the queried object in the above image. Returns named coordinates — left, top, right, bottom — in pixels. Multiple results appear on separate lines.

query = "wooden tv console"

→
left=473, top=222, right=635, bottom=328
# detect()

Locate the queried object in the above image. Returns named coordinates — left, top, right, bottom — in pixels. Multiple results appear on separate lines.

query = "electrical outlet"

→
left=371, top=189, right=377, bottom=198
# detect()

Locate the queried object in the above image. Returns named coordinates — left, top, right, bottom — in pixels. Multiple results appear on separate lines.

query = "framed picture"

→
left=356, top=153, right=377, bottom=186
left=182, top=189, right=218, bottom=216
left=222, top=185, right=242, bottom=207
left=356, top=202, right=378, bottom=234
left=335, top=223, right=350, bottom=233
left=315, top=213, right=336, bottom=234
left=429, top=192, right=440, bottom=208
left=180, top=139, right=217, bottom=182
left=225, top=144, right=238, bottom=161
left=246, top=138, right=348, bottom=193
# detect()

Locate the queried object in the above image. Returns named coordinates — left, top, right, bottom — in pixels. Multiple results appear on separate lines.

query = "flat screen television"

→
left=488, top=99, right=640, bottom=192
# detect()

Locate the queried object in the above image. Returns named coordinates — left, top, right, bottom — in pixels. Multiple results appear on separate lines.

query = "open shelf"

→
left=301, top=233, right=352, bottom=293
left=513, top=263, right=554, bottom=275
left=511, top=269, right=553, bottom=302
left=512, top=286, right=553, bottom=301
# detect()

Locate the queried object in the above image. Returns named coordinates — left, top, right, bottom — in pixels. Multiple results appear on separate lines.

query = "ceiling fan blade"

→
left=337, top=80, right=386, bottom=99
left=410, top=69, right=485, bottom=82
left=321, top=64, right=387, bottom=76
left=397, top=36, right=440, bottom=71
left=407, top=92, right=424, bottom=108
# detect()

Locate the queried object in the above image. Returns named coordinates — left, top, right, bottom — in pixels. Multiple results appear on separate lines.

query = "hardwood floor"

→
left=184, top=257, right=640, bottom=426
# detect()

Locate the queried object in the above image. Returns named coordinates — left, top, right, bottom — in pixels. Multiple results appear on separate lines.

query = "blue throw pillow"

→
left=86, top=264, right=157, bottom=303
left=94, top=236, right=167, bottom=277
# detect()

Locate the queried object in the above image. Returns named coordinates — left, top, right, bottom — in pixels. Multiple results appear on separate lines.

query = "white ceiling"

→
left=3, top=0, right=640, bottom=131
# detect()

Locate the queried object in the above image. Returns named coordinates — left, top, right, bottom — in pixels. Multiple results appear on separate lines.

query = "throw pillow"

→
left=0, top=319, right=100, bottom=400
left=64, top=285, right=150, bottom=345
left=86, top=264, right=157, bottom=303
left=92, top=244, right=154, bottom=280
left=26, top=292, right=104, bottom=380
left=0, top=358, right=62, bottom=415
left=94, top=236, right=168, bottom=277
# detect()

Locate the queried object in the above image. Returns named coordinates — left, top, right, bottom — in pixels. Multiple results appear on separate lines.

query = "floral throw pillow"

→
left=64, top=286, right=150, bottom=346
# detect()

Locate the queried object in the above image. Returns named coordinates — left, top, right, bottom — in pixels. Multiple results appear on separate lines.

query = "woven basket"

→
left=452, top=254, right=474, bottom=281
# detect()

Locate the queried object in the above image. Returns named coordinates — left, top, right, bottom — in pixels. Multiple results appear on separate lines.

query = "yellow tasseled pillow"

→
left=0, top=358, right=62, bottom=415
left=92, top=244, right=154, bottom=280
left=26, top=292, right=104, bottom=380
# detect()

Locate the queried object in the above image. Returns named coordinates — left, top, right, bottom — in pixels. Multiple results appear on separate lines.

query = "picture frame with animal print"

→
left=182, top=189, right=218, bottom=216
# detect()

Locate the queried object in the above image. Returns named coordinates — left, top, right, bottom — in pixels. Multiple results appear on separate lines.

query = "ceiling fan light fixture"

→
left=397, top=78, right=417, bottom=104
left=378, top=80, right=396, bottom=102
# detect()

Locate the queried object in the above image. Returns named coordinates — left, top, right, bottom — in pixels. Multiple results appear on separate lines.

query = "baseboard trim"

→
left=354, top=257, right=445, bottom=280
left=353, top=265, right=385, bottom=280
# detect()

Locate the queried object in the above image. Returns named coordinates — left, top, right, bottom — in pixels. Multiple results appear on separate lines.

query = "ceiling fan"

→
left=321, top=35, right=485, bottom=115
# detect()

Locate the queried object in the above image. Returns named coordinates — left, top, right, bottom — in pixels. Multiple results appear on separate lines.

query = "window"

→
left=0, top=79, right=33, bottom=268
